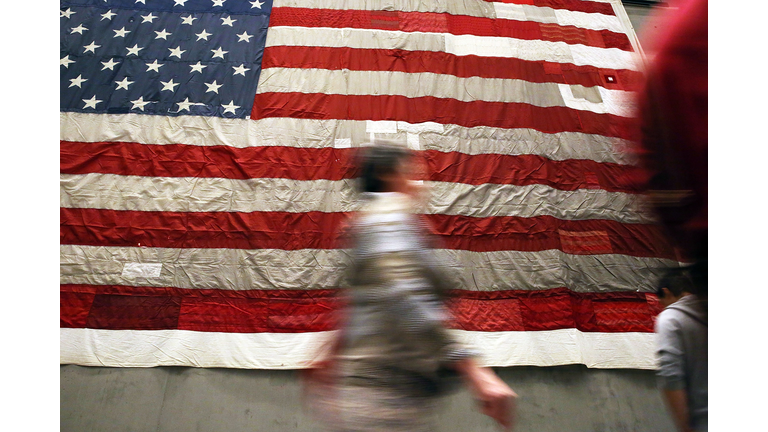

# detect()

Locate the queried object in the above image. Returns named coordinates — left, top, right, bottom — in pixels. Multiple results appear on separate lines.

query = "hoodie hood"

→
left=667, top=294, right=707, bottom=326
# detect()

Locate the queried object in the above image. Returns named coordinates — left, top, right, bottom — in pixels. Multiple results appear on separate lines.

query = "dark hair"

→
left=656, top=267, right=695, bottom=298
left=356, top=141, right=412, bottom=193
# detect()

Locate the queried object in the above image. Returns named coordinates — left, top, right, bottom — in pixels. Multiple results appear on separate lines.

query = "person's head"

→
left=656, top=267, right=695, bottom=308
left=357, top=140, right=419, bottom=194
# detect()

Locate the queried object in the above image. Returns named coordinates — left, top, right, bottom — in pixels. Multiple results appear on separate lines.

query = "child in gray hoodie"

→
left=655, top=268, right=708, bottom=432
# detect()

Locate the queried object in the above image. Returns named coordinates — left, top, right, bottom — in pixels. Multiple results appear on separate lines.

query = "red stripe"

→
left=488, top=0, right=616, bottom=16
left=59, top=141, right=356, bottom=181
left=423, top=150, right=644, bottom=193
left=60, top=141, right=645, bottom=194
left=60, top=285, right=659, bottom=333
left=60, top=285, right=340, bottom=333
left=60, top=208, right=675, bottom=259
left=427, top=214, right=674, bottom=258
left=59, top=208, right=349, bottom=250
left=261, top=46, right=643, bottom=91
left=269, top=8, right=630, bottom=51
left=251, top=93, right=635, bottom=140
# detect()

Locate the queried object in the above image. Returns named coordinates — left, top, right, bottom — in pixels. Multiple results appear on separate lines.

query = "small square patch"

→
left=559, top=230, right=613, bottom=255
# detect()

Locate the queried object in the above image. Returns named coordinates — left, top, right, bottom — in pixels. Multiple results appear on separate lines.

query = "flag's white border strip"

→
left=60, top=328, right=658, bottom=369
left=60, top=113, right=637, bottom=165
left=256, top=68, right=635, bottom=117
left=265, top=27, right=641, bottom=71
left=61, top=245, right=678, bottom=293
left=61, top=174, right=654, bottom=224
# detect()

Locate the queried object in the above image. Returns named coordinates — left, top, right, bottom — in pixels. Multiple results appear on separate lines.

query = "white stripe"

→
left=265, top=27, right=641, bottom=71
left=61, top=174, right=653, bottom=224
left=60, top=173, right=358, bottom=213
left=61, top=245, right=675, bottom=293
left=256, top=68, right=632, bottom=117
left=61, top=112, right=637, bottom=165
left=494, top=3, right=623, bottom=32
left=272, top=0, right=496, bottom=18
left=60, top=328, right=657, bottom=369
left=455, top=329, right=658, bottom=369
left=272, top=0, right=627, bottom=34
left=444, top=33, right=638, bottom=71
left=427, top=181, right=653, bottom=223
left=61, top=245, right=349, bottom=291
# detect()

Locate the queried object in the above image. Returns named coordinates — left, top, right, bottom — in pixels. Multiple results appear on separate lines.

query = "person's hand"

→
left=473, top=367, right=517, bottom=431
left=457, top=359, right=518, bottom=431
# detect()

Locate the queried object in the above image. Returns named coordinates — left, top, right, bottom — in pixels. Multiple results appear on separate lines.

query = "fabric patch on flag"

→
left=584, top=171, right=601, bottom=189
left=559, top=230, right=613, bottom=255
left=122, top=262, right=163, bottom=278
left=592, top=298, right=655, bottom=332
left=86, top=294, right=182, bottom=330
left=61, top=292, right=96, bottom=328
left=451, top=298, right=525, bottom=332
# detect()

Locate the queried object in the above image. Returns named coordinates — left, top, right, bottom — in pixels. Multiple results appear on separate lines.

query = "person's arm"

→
left=655, top=313, right=690, bottom=432
left=662, top=389, right=692, bottom=432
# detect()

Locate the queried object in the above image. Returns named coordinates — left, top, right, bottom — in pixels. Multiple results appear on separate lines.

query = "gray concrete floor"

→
left=61, top=364, right=676, bottom=432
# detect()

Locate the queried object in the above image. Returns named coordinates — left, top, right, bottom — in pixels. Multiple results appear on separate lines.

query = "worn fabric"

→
left=655, top=294, right=708, bottom=431
left=334, top=192, right=478, bottom=431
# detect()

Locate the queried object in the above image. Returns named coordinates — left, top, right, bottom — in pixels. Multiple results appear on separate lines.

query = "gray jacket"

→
left=339, top=192, right=476, bottom=396
left=655, top=294, right=708, bottom=430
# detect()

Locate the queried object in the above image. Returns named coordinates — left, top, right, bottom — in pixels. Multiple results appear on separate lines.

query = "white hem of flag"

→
left=60, top=328, right=657, bottom=370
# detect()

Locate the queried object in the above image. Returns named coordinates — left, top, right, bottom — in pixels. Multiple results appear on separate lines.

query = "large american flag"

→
left=60, top=0, right=676, bottom=369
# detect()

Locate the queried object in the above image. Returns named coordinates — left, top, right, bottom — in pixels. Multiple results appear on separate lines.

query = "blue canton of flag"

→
left=60, top=0, right=273, bottom=118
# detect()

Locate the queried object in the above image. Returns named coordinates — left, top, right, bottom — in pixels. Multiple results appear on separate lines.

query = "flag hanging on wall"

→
left=60, top=0, right=676, bottom=369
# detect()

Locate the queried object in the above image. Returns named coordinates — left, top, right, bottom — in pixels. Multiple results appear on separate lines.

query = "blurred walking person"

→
left=304, top=141, right=517, bottom=432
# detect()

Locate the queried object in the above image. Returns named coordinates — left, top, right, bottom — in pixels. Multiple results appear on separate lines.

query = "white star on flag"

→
left=71, top=24, right=87, bottom=34
left=114, top=27, right=131, bottom=38
left=115, top=77, right=135, bottom=90
left=82, top=95, right=102, bottom=109
left=141, top=13, right=158, bottom=23
left=83, top=42, right=101, bottom=54
left=232, top=64, right=250, bottom=76
left=176, top=98, right=202, bottom=112
left=250, top=0, right=264, bottom=9
left=190, top=62, right=207, bottom=73
left=196, top=30, right=212, bottom=41
left=101, top=58, right=120, bottom=71
left=222, top=100, right=240, bottom=115
left=60, top=55, right=75, bottom=68
left=237, top=31, right=253, bottom=43
left=205, top=80, right=223, bottom=94
left=69, top=75, right=88, bottom=88
left=146, top=60, right=163, bottom=72
left=155, top=29, right=172, bottom=40
left=221, top=16, right=236, bottom=26
left=131, top=96, right=152, bottom=111
left=182, top=16, right=197, bottom=25
left=161, top=79, right=180, bottom=92
left=211, top=47, right=228, bottom=59
left=61, top=8, right=75, bottom=18
left=169, top=46, right=186, bottom=59
left=212, top=0, right=226, bottom=6
left=135, top=0, right=147, bottom=4
left=174, top=0, right=189, bottom=6
left=126, top=44, right=144, bottom=56
left=101, top=10, right=116, bottom=21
